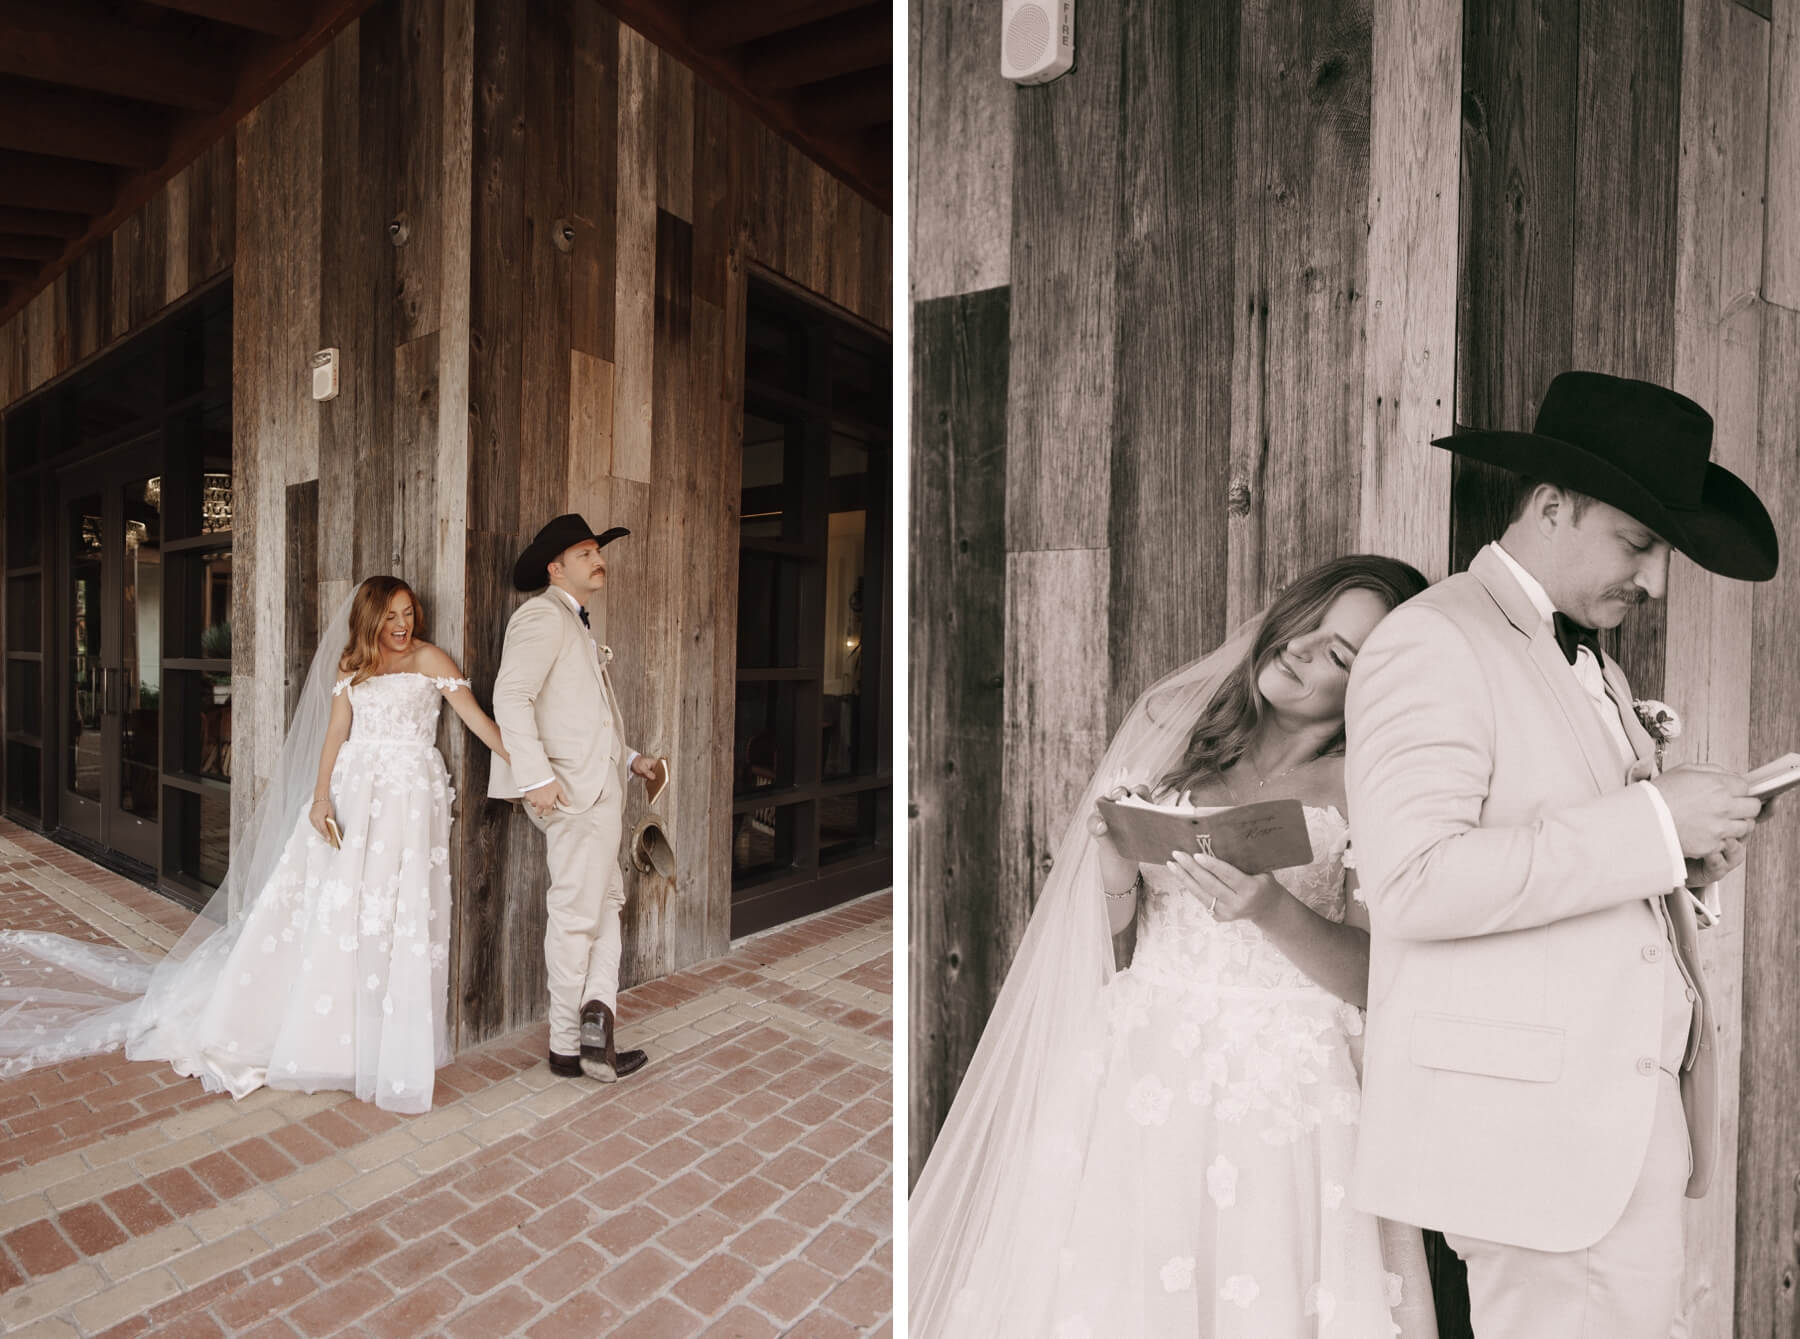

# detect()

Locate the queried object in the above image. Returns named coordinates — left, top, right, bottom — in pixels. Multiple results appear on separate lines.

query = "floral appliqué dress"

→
left=1041, top=803, right=1432, bottom=1338
left=171, top=671, right=462, bottom=1114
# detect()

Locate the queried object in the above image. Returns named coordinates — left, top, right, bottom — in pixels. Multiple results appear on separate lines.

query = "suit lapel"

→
left=1601, top=657, right=1657, bottom=774
left=1469, top=547, right=1623, bottom=795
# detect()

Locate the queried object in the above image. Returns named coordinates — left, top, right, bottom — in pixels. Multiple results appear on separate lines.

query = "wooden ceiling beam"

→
left=738, top=6, right=888, bottom=92
left=0, top=0, right=380, bottom=327
left=686, top=0, right=872, bottom=51
left=0, top=206, right=88, bottom=239
left=0, top=234, right=65, bottom=261
left=0, top=80, right=170, bottom=169
left=136, top=0, right=312, bottom=39
left=595, top=0, right=889, bottom=211
left=789, top=70, right=891, bottom=130
left=0, top=151, right=118, bottom=215
left=0, top=4, right=236, bottom=112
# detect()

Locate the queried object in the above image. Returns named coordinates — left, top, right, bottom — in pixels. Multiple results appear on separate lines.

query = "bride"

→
left=910, top=555, right=1439, bottom=1337
left=0, top=576, right=507, bottom=1114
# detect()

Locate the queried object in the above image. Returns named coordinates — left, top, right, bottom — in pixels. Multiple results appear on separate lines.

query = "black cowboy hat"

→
left=1434, top=370, right=1778, bottom=581
left=512, top=514, right=630, bottom=591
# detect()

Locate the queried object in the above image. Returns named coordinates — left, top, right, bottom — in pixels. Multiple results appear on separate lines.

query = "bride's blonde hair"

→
left=339, top=576, right=424, bottom=685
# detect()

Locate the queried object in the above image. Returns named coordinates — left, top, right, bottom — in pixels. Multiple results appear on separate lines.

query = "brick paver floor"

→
left=0, top=822, right=892, bottom=1337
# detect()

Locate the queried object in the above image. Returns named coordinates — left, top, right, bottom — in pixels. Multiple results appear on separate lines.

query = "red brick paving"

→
left=0, top=823, right=891, bottom=1335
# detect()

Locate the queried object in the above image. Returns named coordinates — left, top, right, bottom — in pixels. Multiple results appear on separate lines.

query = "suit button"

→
left=1685, top=987, right=1697, bottom=1003
left=1642, top=945, right=1663, bottom=963
left=1636, top=1057, right=1657, bottom=1076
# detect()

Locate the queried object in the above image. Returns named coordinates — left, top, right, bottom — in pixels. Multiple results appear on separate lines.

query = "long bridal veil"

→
left=0, top=594, right=356, bottom=1083
left=908, top=619, right=1259, bottom=1336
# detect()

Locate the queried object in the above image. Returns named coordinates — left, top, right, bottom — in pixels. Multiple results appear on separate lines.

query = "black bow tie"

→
left=1552, top=612, right=1601, bottom=666
left=577, top=605, right=591, bottom=628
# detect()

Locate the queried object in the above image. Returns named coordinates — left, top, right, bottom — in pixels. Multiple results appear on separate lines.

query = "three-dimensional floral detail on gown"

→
left=954, top=802, right=1427, bottom=1338
left=0, top=671, right=465, bottom=1115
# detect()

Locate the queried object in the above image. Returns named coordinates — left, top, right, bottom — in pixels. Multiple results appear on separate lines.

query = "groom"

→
left=1345, top=372, right=1778, bottom=1337
left=490, top=514, right=660, bottom=1082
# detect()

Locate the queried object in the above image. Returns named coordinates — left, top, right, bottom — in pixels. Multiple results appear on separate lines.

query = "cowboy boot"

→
left=579, top=999, right=648, bottom=1081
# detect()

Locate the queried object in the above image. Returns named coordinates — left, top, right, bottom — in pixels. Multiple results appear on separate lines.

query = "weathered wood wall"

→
left=0, top=0, right=890, bottom=1053
left=910, top=0, right=1800, bottom=1330
left=452, top=0, right=889, bottom=1046
left=0, top=138, right=234, bottom=407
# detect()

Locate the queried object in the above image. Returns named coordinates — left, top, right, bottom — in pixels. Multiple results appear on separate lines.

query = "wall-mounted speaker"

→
left=1001, top=0, right=1073, bottom=85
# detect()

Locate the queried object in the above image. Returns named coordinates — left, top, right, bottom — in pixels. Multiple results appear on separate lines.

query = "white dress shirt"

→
left=517, top=586, right=637, bottom=795
left=1490, top=543, right=1713, bottom=922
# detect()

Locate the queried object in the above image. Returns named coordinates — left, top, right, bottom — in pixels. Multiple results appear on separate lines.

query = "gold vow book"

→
left=1094, top=795, right=1315, bottom=873
left=644, top=756, right=671, bottom=809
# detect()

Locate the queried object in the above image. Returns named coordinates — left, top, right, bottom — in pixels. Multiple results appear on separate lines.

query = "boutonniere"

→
left=1633, top=699, right=1682, bottom=770
left=599, top=644, right=614, bottom=665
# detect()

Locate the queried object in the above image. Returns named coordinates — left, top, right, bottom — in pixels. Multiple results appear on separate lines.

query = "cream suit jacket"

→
left=487, top=590, right=632, bottom=814
left=1344, top=546, right=1717, bottom=1253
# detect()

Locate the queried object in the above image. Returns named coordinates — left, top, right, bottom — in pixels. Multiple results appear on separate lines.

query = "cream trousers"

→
left=526, top=787, right=627, bottom=1056
left=1443, top=1072, right=1692, bottom=1339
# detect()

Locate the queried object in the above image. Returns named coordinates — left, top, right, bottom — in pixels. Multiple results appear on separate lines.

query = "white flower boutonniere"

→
left=1633, top=699, right=1682, bottom=770
left=599, top=644, right=615, bottom=665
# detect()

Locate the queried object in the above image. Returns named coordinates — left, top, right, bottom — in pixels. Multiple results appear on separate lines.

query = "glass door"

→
left=57, top=451, right=163, bottom=868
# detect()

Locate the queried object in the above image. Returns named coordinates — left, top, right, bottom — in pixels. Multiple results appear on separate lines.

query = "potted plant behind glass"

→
left=201, top=620, right=232, bottom=704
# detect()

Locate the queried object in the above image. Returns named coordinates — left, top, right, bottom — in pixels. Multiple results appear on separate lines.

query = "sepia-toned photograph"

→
left=0, top=2, right=894, bottom=1335
left=909, top=1, right=1800, bottom=1337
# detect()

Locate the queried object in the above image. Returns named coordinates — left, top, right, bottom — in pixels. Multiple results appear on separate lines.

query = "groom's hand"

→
left=524, top=778, right=566, bottom=816
left=1685, top=838, right=1747, bottom=887
left=1651, top=764, right=1762, bottom=859
left=630, top=755, right=657, bottom=781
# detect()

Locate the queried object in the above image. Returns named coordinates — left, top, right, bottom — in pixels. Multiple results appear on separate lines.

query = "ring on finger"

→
left=1208, top=894, right=1218, bottom=915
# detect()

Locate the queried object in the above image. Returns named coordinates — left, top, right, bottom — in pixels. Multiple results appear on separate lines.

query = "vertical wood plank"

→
left=469, top=0, right=526, bottom=532
left=1225, top=0, right=1371, bottom=623
left=519, top=0, right=574, bottom=533
left=436, top=0, right=475, bottom=1046
left=998, top=546, right=1110, bottom=991
left=1003, top=0, right=1119, bottom=553
left=233, top=60, right=324, bottom=854
left=654, top=46, right=694, bottom=224
left=1360, top=0, right=1459, bottom=581
left=316, top=23, right=365, bottom=585
left=570, top=1, right=619, bottom=362
left=1765, top=0, right=1800, bottom=305
left=393, top=332, right=440, bottom=611
left=1107, top=0, right=1236, bottom=727
left=910, top=0, right=1014, bottom=301
left=612, top=23, right=658, bottom=485
left=187, top=135, right=236, bottom=287
left=284, top=480, right=320, bottom=726
left=163, top=168, right=190, bottom=307
left=908, top=287, right=1009, bottom=1187
left=393, top=0, right=446, bottom=345
left=568, top=349, right=615, bottom=519
left=1739, top=303, right=1800, bottom=1339
left=1572, top=0, right=1681, bottom=696
left=1668, top=5, right=1767, bottom=1331
left=1451, top=0, right=1578, bottom=573
left=692, top=78, right=730, bottom=311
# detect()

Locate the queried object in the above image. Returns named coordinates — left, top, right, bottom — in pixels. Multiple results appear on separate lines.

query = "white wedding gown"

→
left=948, top=803, right=1435, bottom=1338
left=0, top=670, right=462, bottom=1116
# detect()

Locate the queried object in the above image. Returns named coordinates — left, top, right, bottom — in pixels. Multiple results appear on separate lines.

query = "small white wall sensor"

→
left=1001, top=0, right=1073, bottom=85
left=311, top=348, right=340, bottom=402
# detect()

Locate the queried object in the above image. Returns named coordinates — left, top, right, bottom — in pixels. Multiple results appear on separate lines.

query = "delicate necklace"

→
left=1227, top=749, right=1307, bottom=802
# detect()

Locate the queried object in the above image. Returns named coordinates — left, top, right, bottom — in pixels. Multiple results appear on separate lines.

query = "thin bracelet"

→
left=1104, top=872, right=1143, bottom=900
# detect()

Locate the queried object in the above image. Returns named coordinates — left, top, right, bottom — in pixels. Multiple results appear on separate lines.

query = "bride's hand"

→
left=308, top=799, right=334, bottom=838
left=1166, top=849, right=1287, bottom=923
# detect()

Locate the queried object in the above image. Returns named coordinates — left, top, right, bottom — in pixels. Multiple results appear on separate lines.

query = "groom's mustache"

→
left=1605, top=585, right=1649, bottom=606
